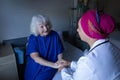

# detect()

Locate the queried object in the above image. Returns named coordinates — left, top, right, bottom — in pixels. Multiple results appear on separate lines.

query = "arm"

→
left=62, top=57, right=94, bottom=80
left=73, top=61, right=94, bottom=80
left=70, top=61, right=77, bottom=71
left=57, top=59, right=71, bottom=71
left=61, top=62, right=91, bottom=80
left=30, top=52, right=59, bottom=69
left=59, top=61, right=77, bottom=71
left=61, top=68, right=74, bottom=80
left=57, top=53, right=72, bottom=71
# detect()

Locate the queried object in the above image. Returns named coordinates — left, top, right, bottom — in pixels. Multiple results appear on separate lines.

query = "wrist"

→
left=48, top=62, right=54, bottom=68
left=67, top=61, right=71, bottom=67
left=49, top=62, right=59, bottom=69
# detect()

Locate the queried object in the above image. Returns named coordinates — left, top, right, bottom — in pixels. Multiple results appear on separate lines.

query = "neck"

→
left=87, top=38, right=97, bottom=48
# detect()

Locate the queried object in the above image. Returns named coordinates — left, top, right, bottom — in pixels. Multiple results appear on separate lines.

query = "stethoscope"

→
left=89, top=40, right=109, bottom=53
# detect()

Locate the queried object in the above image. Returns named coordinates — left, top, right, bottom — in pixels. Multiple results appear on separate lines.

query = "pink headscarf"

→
left=80, top=9, right=115, bottom=39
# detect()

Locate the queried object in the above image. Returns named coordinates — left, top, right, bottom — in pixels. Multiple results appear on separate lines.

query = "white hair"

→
left=30, top=15, right=52, bottom=36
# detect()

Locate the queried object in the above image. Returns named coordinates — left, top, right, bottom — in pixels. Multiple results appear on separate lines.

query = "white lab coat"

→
left=61, top=39, right=120, bottom=80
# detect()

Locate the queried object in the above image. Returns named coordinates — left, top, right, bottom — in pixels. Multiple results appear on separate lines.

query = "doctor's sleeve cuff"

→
left=61, top=68, right=74, bottom=80
left=70, top=61, right=77, bottom=71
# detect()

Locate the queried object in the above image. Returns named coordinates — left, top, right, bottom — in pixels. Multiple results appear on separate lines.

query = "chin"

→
left=43, top=33, right=49, bottom=36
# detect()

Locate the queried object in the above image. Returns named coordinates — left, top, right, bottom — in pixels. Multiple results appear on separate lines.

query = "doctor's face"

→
left=37, top=23, right=51, bottom=36
left=77, top=19, right=87, bottom=42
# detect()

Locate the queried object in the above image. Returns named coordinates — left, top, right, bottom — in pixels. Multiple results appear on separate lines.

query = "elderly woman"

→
left=59, top=9, right=120, bottom=80
left=24, top=15, right=64, bottom=80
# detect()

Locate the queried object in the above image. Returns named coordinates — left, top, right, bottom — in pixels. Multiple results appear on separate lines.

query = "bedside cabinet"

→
left=0, top=44, right=19, bottom=80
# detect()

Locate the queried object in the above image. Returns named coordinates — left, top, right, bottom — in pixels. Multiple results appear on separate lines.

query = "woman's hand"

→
left=56, top=59, right=71, bottom=71
left=52, top=62, right=62, bottom=69
left=49, top=59, right=71, bottom=70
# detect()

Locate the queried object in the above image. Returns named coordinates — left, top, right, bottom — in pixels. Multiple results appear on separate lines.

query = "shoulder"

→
left=91, top=42, right=116, bottom=58
left=50, top=30, right=59, bottom=35
left=29, top=34, right=37, bottom=38
left=28, top=34, right=38, bottom=41
left=50, top=30, right=59, bottom=37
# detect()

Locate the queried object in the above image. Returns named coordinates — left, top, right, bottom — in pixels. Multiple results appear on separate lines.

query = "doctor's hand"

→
left=52, top=60, right=66, bottom=69
left=56, top=59, right=71, bottom=71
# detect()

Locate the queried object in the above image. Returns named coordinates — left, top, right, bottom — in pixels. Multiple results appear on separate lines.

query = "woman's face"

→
left=77, top=19, right=87, bottom=42
left=37, top=23, right=51, bottom=36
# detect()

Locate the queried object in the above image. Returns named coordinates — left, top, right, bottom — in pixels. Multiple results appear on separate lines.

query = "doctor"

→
left=60, top=9, right=120, bottom=80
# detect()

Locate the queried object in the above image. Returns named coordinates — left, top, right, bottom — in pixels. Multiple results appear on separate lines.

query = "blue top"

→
left=24, top=30, right=64, bottom=80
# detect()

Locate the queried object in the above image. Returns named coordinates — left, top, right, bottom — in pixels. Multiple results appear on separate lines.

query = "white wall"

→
left=0, top=0, right=72, bottom=42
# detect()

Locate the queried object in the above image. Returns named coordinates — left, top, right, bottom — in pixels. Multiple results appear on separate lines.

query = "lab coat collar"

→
left=89, top=39, right=109, bottom=51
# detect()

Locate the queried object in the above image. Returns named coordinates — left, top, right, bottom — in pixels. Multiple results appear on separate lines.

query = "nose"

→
left=44, top=26, right=48, bottom=32
left=77, top=28, right=79, bottom=32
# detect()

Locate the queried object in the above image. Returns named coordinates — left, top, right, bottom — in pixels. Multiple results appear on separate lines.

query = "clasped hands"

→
left=54, top=59, right=71, bottom=71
